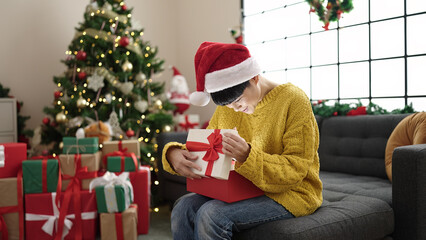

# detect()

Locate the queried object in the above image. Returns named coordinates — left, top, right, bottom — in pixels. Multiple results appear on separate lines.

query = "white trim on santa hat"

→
left=204, top=57, right=261, bottom=93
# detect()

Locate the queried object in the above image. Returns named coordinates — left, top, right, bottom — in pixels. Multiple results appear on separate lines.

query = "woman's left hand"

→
left=222, top=128, right=251, bottom=163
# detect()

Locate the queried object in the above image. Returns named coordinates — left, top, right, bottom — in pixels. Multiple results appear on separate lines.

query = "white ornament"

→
left=105, top=93, right=112, bottom=104
left=103, top=3, right=113, bottom=10
left=119, top=82, right=134, bottom=95
left=108, top=111, right=125, bottom=138
left=134, top=100, right=148, bottom=113
left=76, top=128, right=85, bottom=139
left=135, top=72, right=146, bottom=82
left=131, top=19, right=143, bottom=30
left=87, top=72, right=105, bottom=91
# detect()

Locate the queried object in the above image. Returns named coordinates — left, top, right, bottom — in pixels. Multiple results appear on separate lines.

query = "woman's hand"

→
left=166, top=147, right=202, bottom=179
left=222, top=129, right=251, bottom=163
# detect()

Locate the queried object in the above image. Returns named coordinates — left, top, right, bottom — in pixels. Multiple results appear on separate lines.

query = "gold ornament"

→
left=59, top=141, right=64, bottom=149
left=76, top=97, right=87, bottom=108
left=56, top=112, right=67, bottom=123
left=122, top=60, right=133, bottom=72
left=135, top=72, right=146, bottom=82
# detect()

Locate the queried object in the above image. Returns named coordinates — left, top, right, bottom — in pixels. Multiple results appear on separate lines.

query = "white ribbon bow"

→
left=89, top=171, right=134, bottom=213
left=25, top=193, right=97, bottom=238
left=0, top=145, right=4, bottom=168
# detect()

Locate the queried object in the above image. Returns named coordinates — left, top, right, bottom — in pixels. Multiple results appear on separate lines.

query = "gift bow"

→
left=179, top=115, right=199, bottom=131
left=186, top=129, right=223, bottom=176
left=25, top=193, right=96, bottom=238
left=89, top=172, right=134, bottom=212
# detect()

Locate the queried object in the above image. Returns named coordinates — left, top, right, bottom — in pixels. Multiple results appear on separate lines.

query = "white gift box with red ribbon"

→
left=176, top=114, right=200, bottom=131
left=187, top=129, right=236, bottom=180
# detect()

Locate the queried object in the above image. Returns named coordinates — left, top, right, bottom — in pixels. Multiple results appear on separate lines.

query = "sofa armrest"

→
left=392, top=144, right=426, bottom=240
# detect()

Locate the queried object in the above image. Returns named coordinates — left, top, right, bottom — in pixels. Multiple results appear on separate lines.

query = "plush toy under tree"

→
left=34, top=0, right=175, bottom=166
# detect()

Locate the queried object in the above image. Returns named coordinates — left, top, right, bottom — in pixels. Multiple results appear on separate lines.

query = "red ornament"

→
left=50, top=121, right=58, bottom=127
left=119, top=36, right=130, bottom=47
left=121, top=4, right=127, bottom=11
left=333, top=111, right=338, bottom=116
left=42, top=117, right=50, bottom=125
left=54, top=91, right=62, bottom=99
left=76, top=51, right=87, bottom=61
left=126, top=128, right=135, bottom=138
left=78, top=72, right=87, bottom=80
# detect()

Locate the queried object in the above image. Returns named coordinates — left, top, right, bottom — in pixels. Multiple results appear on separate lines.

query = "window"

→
left=242, top=0, right=426, bottom=111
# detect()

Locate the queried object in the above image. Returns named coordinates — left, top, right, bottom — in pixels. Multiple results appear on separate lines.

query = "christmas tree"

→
left=35, top=0, right=175, bottom=167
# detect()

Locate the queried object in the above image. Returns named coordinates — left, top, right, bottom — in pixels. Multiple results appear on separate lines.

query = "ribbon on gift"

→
left=179, top=115, right=199, bottom=131
left=56, top=154, right=97, bottom=240
left=29, top=155, right=62, bottom=204
left=102, top=142, right=138, bottom=172
left=0, top=170, right=24, bottom=240
left=186, top=129, right=223, bottom=177
left=89, top=171, right=134, bottom=213
left=0, top=145, right=4, bottom=168
left=25, top=193, right=96, bottom=238
left=114, top=213, right=124, bottom=240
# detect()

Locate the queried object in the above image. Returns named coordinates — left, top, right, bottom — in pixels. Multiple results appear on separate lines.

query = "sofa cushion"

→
left=319, top=114, right=408, bottom=179
left=234, top=171, right=394, bottom=240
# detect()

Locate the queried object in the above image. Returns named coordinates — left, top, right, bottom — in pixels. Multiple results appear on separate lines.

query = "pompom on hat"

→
left=189, top=42, right=262, bottom=106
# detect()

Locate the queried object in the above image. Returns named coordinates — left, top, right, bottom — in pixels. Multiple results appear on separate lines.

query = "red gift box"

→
left=0, top=143, right=27, bottom=178
left=187, top=170, right=264, bottom=203
left=129, top=166, right=150, bottom=235
left=25, top=191, right=98, bottom=240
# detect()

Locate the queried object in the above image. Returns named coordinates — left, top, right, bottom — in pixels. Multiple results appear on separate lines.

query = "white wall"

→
left=0, top=0, right=241, bottom=130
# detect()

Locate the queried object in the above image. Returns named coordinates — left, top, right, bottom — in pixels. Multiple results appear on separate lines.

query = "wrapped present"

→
left=62, top=137, right=99, bottom=154
left=22, top=159, right=59, bottom=194
left=128, top=166, right=150, bottom=234
left=187, top=170, right=264, bottom=203
left=25, top=191, right=97, bottom=240
left=100, top=204, right=138, bottom=240
left=59, top=152, right=101, bottom=191
left=176, top=114, right=200, bottom=132
left=0, top=174, right=24, bottom=240
left=186, top=129, right=236, bottom=179
left=0, top=143, right=27, bottom=178
left=105, top=156, right=139, bottom=172
left=90, top=172, right=133, bottom=213
left=102, top=140, right=140, bottom=159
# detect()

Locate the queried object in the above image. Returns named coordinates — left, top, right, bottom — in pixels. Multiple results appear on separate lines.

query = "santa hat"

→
left=172, top=66, right=186, bottom=84
left=189, top=42, right=261, bottom=106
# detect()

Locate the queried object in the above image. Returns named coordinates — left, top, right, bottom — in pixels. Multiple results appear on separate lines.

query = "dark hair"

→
left=210, top=80, right=250, bottom=106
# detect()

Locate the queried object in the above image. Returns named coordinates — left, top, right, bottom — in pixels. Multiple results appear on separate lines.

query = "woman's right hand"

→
left=166, top=147, right=202, bottom=179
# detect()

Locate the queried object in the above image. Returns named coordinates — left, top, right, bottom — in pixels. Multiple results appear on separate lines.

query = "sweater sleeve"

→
left=235, top=97, right=319, bottom=193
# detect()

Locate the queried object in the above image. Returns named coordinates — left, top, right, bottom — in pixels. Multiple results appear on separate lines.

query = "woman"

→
left=162, top=42, right=323, bottom=239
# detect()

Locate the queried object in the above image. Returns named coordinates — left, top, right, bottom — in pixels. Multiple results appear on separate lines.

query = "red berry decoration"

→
left=119, top=36, right=130, bottom=47
left=76, top=51, right=87, bottom=61
left=121, top=4, right=127, bottom=11
left=54, top=91, right=62, bottom=99
left=78, top=72, right=87, bottom=80
left=126, top=128, right=135, bottom=138
left=42, top=117, right=50, bottom=125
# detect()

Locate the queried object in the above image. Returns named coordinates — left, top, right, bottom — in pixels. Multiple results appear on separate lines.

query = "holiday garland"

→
left=306, top=0, right=353, bottom=30
left=311, top=100, right=415, bottom=118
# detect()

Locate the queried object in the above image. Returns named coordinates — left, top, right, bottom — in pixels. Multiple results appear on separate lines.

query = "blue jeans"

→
left=171, top=193, right=294, bottom=240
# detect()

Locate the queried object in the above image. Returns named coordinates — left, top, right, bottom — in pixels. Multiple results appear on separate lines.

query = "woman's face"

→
left=226, top=78, right=260, bottom=114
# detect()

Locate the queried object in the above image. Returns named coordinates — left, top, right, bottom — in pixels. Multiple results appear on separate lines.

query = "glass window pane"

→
left=340, top=62, right=369, bottom=98
left=371, top=0, right=404, bottom=21
left=311, top=30, right=338, bottom=66
left=261, top=8, right=287, bottom=41
left=312, top=65, right=338, bottom=99
left=264, top=70, right=286, bottom=84
left=407, top=56, right=426, bottom=96
left=408, top=98, right=426, bottom=112
left=371, top=98, right=405, bottom=112
left=407, top=0, right=426, bottom=14
left=287, top=68, right=311, bottom=97
left=407, top=14, right=426, bottom=55
left=371, top=19, right=404, bottom=59
left=339, top=24, right=369, bottom=62
left=371, top=58, right=405, bottom=97
left=339, top=0, right=368, bottom=27
left=285, top=35, right=310, bottom=68
left=244, top=0, right=285, bottom=15
left=248, top=40, right=285, bottom=71
left=283, top=3, right=310, bottom=37
left=244, top=14, right=263, bottom=44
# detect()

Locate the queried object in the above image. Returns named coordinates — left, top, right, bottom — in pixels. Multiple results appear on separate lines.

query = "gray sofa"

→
left=156, top=114, right=426, bottom=239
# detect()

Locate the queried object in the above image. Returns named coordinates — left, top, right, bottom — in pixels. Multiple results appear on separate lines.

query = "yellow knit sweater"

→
left=162, top=83, right=323, bottom=217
